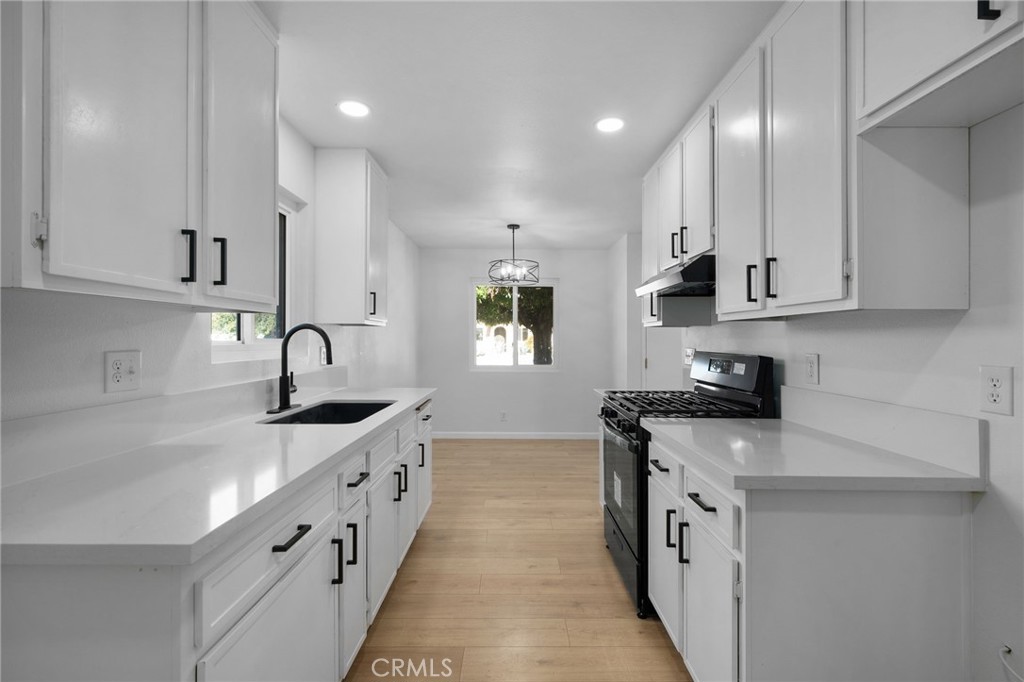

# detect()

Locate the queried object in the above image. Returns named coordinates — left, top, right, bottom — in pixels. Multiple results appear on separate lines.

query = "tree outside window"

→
left=475, top=284, right=554, bottom=367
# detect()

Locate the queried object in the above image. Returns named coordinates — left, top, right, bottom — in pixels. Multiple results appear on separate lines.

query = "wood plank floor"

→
left=345, top=439, right=691, bottom=682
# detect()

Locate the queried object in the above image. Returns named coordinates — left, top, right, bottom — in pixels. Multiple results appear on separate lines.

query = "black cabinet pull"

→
left=419, top=443, right=426, bottom=467
left=670, top=232, right=679, bottom=259
left=766, top=257, right=777, bottom=299
left=347, top=471, right=369, bottom=488
left=400, top=463, right=409, bottom=493
left=369, top=291, right=377, bottom=316
left=650, top=459, right=670, bottom=473
left=272, top=524, right=312, bottom=552
left=745, top=264, right=757, bottom=302
left=346, top=522, right=358, bottom=566
left=678, top=521, right=690, bottom=564
left=421, top=414, right=433, bottom=422
left=649, top=293, right=657, bottom=318
left=181, top=229, right=197, bottom=283
left=666, top=509, right=677, bottom=548
left=393, top=471, right=403, bottom=502
left=331, top=538, right=344, bottom=584
left=213, top=237, right=228, bottom=286
left=978, top=1, right=1001, bottom=19
left=688, top=492, right=718, bottom=513
left=680, top=226, right=688, bottom=255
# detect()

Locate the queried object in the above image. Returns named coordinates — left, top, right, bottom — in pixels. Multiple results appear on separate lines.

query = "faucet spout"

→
left=268, top=323, right=334, bottom=414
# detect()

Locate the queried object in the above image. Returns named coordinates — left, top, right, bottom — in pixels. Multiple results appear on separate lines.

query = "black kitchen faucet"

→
left=267, top=323, right=333, bottom=414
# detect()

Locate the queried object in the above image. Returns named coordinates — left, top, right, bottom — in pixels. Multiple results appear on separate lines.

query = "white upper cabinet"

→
left=313, top=149, right=389, bottom=326
left=765, top=0, right=846, bottom=309
left=640, top=166, right=660, bottom=283
left=4, top=1, right=279, bottom=312
left=714, top=49, right=765, bottom=316
left=657, top=143, right=684, bottom=271
left=681, top=107, right=715, bottom=261
left=857, top=0, right=1023, bottom=123
left=42, top=2, right=192, bottom=298
left=203, top=2, right=278, bottom=307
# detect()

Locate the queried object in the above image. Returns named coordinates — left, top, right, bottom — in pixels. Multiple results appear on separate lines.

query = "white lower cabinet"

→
left=397, top=442, right=419, bottom=563
left=339, top=497, right=367, bottom=678
left=417, top=425, right=434, bottom=526
left=197, top=531, right=338, bottom=682
left=367, top=457, right=400, bottom=622
left=646, top=477, right=683, bottom=651
left=681, top=517, right=739, bottom=682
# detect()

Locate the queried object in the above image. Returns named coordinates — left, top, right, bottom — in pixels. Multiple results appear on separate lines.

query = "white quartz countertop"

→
left=642, top=417, right=986, bottom=492
left=2, top=387, right=435, bottom=566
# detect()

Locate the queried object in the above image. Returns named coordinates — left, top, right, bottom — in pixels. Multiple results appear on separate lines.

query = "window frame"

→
left=211, top=202, right=297, bottom=363
left=470, top=279, right=559, bottom=372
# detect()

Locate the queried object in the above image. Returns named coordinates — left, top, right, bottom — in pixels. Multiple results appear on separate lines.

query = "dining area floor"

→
left=345, top=439, right=691, bottom=682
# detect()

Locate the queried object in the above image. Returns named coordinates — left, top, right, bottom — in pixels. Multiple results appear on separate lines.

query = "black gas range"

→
left=600, top=351, right=775, bottom=617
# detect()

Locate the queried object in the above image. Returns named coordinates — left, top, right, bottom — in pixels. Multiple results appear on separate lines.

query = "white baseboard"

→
left=433, top=431, right=598, bottom=440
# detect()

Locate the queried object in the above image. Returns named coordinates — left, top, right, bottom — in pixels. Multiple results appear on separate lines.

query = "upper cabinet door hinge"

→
left=31, top=212, right=49, bottom=249
left=842, top=259, right=853, bottom=279
left=734, top=580, right=743, bottom=601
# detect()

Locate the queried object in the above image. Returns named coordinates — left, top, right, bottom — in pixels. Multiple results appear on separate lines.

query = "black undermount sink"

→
left=263, top=400, right=396, bottom=425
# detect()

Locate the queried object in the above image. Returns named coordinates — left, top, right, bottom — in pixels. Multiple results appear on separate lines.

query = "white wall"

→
left=418, top=248, right=612, bottom=437
left=608, top=233, right=644, bottom=389
left=645, top=105, right=1024, bottom=681
left=0, top=118, right=419, bottom=420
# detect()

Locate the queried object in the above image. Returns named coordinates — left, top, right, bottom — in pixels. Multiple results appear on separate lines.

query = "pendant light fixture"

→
left=488, top=224, right=540, bottom=285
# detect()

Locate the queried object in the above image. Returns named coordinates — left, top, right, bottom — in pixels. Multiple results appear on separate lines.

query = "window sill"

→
left=212, top=340, right=284, bottom=365
left=470, top=365, right=560, bottom=373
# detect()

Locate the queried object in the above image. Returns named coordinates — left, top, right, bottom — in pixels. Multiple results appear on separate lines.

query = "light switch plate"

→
left=104, top=350, right=141, bottom=393
left=804, top=353, right=820, bottom=385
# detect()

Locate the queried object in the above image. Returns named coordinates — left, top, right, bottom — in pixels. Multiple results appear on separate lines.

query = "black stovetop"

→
left=604, top=390, right=761, bottom=419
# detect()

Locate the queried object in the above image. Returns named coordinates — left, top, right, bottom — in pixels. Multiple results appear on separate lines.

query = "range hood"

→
left=635, top=253, right=715, bottom=298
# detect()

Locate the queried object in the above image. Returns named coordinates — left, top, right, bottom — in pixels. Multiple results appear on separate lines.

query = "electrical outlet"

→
left=499, top=411, right=508, bottom=422
left=320, top=346, right=328, bottom=365
left=104, top=351, right=141, bottom=393
left=980, top=365, right=1013, bottom=415
left=684, top=348, right=696, bottom=366
left=804, top=353, right=820, bottom=385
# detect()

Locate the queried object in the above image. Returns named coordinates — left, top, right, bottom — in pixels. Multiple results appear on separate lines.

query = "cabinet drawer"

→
left=416, top=400, right=433, bottom=435
left=397, top=414, right=417, bottom=451
left=683, top=471, right=739, bottom=551
left=648, top=441, right=683, bottom=497
left=194, top=481, right=336, bottom=649
left=339, top=453, right=370, bottom=511
left=369, top=430, right=398, bottom=481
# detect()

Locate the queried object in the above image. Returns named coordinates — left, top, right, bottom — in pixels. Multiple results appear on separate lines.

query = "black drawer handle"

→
left=347, top=471, right=369, bottom=488
left=666, top=509, right=677, bottom=548
left=393, top=471, right=403, bottom=502
left=419, top=443, right=426, bottom=467
left=746, top=264, right=757, bottom=302
left=181, top=229, right=197, bottom=283
left=400, top=463, right=409, bottom=493
left=213, top=237, right=228, bottom=285
left=346, top=522, right=358, bottom=566
left=766, top=257, right=777, bottom=299
left=331, top=538, right=344, bottom=584
left=680, top=226, right=688, bottom=255
left=421, top=414, right=433, bottom=422
left=678, top=521, right=690, bottom=564
left=978, top=1, right=1001, bottom=19
left=650, top=459, right=670, bottom=473
left=273, top=524, right=312, bottom=553
left=688, top=492, right=718, bottom=513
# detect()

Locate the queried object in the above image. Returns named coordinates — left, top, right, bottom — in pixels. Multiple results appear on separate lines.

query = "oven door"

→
left=602, top=420, right=641, bottom=555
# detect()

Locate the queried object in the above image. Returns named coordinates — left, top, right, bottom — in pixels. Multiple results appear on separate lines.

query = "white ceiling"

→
left=260, top=1, right=783, bottom=250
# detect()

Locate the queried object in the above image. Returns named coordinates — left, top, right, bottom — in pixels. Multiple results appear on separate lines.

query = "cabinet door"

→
left=682, top=108, right=714, bottom=261
left=641, top=292, right=660, bottom=327
left=647, top=478, right=683, bottom=651
left=397, top=443, right=419, bottom=563
left=339, top=500, right=367, bottom=678
left=768, top=0, right=845, bottom=308
left=197, top=534, right=338, bottom=682
left=203, top=2, right=278, bottom=308
left=43, top=2, right=191, bottom=296
left=715, top=50, right=765, bottom=315
left=365, top=159, right=389, bottom=324
left=683, top=518, right=739, bottom=682
left=416, top=427, right=433, bottom=526
left=860, top=0, right=1023, bottom=116
left=657, top=143, right=684, bottom=271
left=641, top=167, right=660, bottom=281
left=367, top=468, right=399, bottom=622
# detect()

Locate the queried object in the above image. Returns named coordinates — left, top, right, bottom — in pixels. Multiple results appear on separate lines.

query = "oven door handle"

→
left=602, top=421, right=638, bottom=453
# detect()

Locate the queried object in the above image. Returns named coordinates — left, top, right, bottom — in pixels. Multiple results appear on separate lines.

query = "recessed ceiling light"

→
left=338, top=100, right=370, bottom=118
left=596, top=117, right=624, bottom=133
